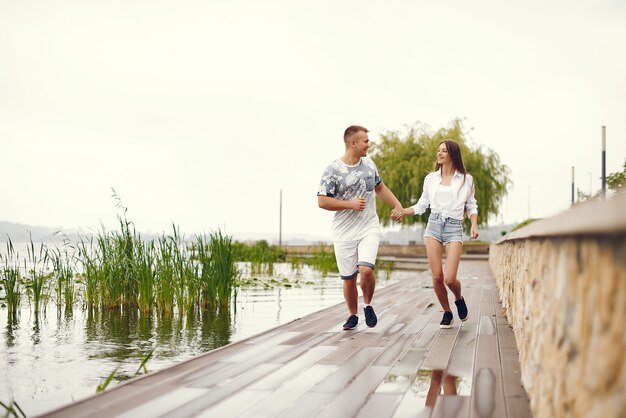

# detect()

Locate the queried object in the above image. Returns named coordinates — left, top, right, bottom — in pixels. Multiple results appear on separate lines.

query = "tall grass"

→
left=1, top=239, right=22, bottom=319
left=233, top=240, right=285, bottom=275
left=306, top=245, right=338, bottom=275
left=2, top=197, right=354, bottom=320
left=196, top=231, right=238, bottom=309
left=25, top=238, right=50, bottom=315
left=48, top=246, right=76, bottom=311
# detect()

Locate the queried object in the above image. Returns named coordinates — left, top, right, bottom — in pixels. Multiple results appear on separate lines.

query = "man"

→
left=317, top=125, right=403, bottom=330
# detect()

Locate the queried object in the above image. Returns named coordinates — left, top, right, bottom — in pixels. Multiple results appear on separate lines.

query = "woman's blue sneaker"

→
left=440, top=311, right=454, bottom=329
left=455, top=297, right=469, bottom=322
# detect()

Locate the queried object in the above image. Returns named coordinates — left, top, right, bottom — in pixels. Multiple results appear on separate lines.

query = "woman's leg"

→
left=443, top=242, right=463, bottom=300
left=425, top=237, right=450, bottom=312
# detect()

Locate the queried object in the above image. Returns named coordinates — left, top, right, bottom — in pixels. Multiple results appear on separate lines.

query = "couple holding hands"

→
left=317, top=125, right=478, bottom=330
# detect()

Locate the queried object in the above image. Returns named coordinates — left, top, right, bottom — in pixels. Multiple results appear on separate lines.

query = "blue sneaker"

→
left=440, top=311, right=454, bottom=329
left=364, top=306, right=377, bottom=327
left=455, top=297, right=469, bottom=322
left=343, top=315, right=358, bottom=330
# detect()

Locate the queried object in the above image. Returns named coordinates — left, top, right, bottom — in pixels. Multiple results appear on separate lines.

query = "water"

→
left=0, top=260, right=413, bottom=416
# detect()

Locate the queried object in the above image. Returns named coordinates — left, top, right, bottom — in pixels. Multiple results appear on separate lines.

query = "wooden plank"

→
left=420, top=331, right=459, bottom=371
left=403, top=314, right=432, bottom=334
left=355, top=393, right=402, bottom=418
left=455, top=324, right=478, bottom=349
left=116, top=387, right=207, bottom=418
left=478, top=315, right=496, bottom=336
left=186, top=349, right=289, bottom=388
left=499, top=348, right=525, bottom=398
left=373, top=348, right=428, bottom=394
left=278, top=392, right=336, bottom=418
left=431, top=395, right=470, bottom=418
left=269, top=332, right=336, bottom=364
left=363, top=314, right=400, bottom=334
left=241, top=364, right=336, bottom=417
left=505, top=395, right=533, bottom=418
left=372, top=334, right=414, bottom=366
left=319, top=333, right=380, bottom=364
left=411, top=324, right=441, bottom=349
left=226, top=331, right=301, bottom=363
left=470, top=335, right=506, bottom=418
left=193, top=390, right=270, bottom=418
left=392, top=369, right=438, bottom=418
left=496, top=324, right=517, bottom=349
left=495, top=302, right=509, bottom=325
left=314, top=347, right=383, bottom=392
left=446, top=348, right=474, bottom=393
left=317, top=366, right=390, bottom=418
left=168, top=363, right=281, bottom=417
left=249, top=346, right=337, bottom=390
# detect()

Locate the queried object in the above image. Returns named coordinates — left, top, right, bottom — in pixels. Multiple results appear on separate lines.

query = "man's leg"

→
left=343, top=276, right=359, bottom=315
left=334, top=240, right=359, bottom=316
left=358, top=266, right=375, bottom=305
left=356, top=234, right=380, bottom=327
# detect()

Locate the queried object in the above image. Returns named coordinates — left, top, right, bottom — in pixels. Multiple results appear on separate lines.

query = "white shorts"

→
left=333, top=234, right=380, bottom=280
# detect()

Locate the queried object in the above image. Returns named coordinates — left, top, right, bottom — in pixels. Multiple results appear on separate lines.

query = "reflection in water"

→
left=425, top=369, right=458, bottom=408
left=83, top=306, right=233, bottom=364
left=4, top=316, right=17, bottom=348
left=406, top=369, right=471, bottom=418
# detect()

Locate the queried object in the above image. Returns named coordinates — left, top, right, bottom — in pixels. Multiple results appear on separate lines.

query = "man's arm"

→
left=374, top=182, right=403, bottom=221
left=318, top=195, right=365, bottom=212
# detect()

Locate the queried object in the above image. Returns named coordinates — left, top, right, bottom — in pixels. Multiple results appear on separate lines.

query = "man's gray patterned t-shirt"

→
left=317, top=157, right=382, bottom=241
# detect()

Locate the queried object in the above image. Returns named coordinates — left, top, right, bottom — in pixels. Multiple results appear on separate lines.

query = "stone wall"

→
left=489, top=193, right=626, bottom=418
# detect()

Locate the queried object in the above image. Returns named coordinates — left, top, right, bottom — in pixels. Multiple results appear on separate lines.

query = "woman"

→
left=392, top=140, right=479, bottom=328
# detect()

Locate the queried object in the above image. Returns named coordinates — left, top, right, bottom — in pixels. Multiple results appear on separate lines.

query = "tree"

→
left=575, top=159, right=625, bottom=203
left=606, top=159, right=626, bottom=192
left=371, top=119, right=511, bottom=227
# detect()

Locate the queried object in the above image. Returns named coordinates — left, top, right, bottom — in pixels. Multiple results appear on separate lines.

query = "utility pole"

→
left=571, top=166, right=575, bottom=205
left=601, top=126, right=606, bottom=198
left=526, top=184, right=530, bottom=219
left=279, top=189, right=283, bottom=246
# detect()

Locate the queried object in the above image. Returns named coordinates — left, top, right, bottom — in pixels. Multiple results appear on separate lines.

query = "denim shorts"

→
left=424, top=213, right=463, bottom=246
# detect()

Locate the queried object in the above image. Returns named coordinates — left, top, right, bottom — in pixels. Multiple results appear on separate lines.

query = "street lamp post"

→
left=279, top=189, right=283, bottom=246
left=602, top=126, right=606, bottom=198
left=571, top=166, right=575, bottom=205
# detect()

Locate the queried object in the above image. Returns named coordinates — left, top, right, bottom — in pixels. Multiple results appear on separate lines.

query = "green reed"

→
left=1, top=239, right=22, bottom=319
left=155, top=234, right=176, bottom=314
left=25, top=238, right=50, bottom=315
left=233, top=240, right=285, bottom=275
left=197, top=231, right=239, bottom=309
left=48, top=246, right=76, bottom=310
left=306, top=245, right=338, bottom=275
left=77, top=236, right=100, bottom=309
left=0, top=398, right=27, bottom=418
left=136, top=239, right=156, bottom=313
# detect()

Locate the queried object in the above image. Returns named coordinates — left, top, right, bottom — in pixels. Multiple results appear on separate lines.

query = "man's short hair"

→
left=344, top=125, right=369, bottom=143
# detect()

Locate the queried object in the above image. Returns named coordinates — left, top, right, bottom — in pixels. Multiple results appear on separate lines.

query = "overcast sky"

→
left=2, top=0, right=625, bottom=241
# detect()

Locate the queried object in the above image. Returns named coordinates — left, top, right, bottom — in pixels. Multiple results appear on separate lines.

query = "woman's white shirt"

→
left=434, top=184, right=454, bottom=208
left=410, top=169, right=478, bottom=220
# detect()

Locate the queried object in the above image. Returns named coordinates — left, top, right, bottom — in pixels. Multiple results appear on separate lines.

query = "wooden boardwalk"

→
left=41, top=260, right=532, bottom=418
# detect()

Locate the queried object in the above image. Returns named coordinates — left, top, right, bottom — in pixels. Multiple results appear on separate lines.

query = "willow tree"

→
left=371, top=119, right=511, bottom=227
